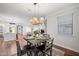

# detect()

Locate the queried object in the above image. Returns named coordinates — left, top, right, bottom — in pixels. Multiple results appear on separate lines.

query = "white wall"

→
left=46, top=6, right=79, bottom=52
left=0, top=14, right=30, bottom=35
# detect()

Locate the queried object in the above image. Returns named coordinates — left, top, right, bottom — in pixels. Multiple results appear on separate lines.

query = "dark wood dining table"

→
left=23, top=36, right=54, bottom=56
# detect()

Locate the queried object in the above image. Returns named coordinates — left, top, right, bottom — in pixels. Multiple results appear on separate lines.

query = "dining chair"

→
left=37, top=38, right=54, bottom=56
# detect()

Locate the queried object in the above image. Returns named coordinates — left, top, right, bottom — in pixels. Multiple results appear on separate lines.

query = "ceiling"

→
left=0, top=3, right=79, bottom=18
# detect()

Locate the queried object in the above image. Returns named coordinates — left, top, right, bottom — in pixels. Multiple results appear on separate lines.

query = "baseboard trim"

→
left=53, top=44, right=79, bottom=56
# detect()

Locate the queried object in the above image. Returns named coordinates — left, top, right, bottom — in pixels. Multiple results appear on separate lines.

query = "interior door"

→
left=17, top=25, right=23, bottom=35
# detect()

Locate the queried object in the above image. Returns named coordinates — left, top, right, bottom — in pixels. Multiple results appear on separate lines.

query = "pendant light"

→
left=30, top=3, right=44, bottom=25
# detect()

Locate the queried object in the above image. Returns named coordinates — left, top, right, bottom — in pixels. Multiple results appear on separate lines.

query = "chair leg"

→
left=50, top=48, right=52, bottom=56
left=50, top=38, right=54, bottom=56
left=34, top=50, right=38, bottom=56
left=16, top=41, right=22, bottom=56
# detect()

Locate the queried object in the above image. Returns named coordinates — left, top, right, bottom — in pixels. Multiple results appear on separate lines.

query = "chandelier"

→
left=30, top=3, right=44, bottom=25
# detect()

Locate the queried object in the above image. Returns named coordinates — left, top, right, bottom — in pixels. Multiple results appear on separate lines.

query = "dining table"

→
left=23, top=35, right=54, bottom=56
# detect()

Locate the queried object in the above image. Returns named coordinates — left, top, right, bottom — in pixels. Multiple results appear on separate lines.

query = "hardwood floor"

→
left=53, top=44, right=79, bottom=56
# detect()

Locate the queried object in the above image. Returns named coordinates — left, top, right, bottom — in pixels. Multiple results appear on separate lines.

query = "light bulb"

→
left=40, top=17, right=44, bottom=23
left=30, top=19, right=36, bottom=24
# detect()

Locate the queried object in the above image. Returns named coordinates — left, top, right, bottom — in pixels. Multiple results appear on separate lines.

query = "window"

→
left=9, top=26, right=16, bottom=33
left=57, top=14, right=73, bottom=35
left=0, top=24, right=3, bottom=38
left=9, top=23, right=16, bottom=33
